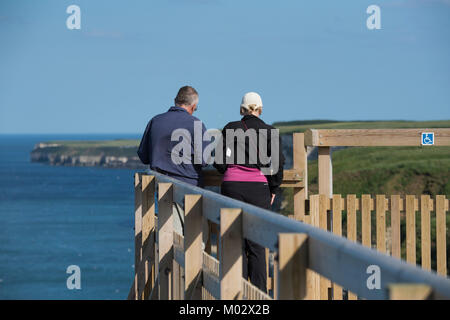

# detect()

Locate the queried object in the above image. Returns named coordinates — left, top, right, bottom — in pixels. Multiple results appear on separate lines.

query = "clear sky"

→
left=1, top=0, right=449, bottom=134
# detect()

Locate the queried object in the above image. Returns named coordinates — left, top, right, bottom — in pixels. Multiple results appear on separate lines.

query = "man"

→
left=137, top=86, right=207, bottom=186
left=137, top=86, right=207, bottom=235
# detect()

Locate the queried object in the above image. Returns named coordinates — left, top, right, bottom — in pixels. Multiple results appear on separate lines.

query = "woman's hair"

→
left=240, top=104, right=262, bottom=115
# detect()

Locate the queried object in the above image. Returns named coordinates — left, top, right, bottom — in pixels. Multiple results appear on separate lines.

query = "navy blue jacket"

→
left=137, top=106, right=207, bottom=186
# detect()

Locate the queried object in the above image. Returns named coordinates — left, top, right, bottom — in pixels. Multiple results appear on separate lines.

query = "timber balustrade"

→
left=127, top=129, right=450, bottom=300
left=128, top=171, right=450, bottom=300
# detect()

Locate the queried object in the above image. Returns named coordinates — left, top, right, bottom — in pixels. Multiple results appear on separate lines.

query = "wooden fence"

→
left=128, top=171, right=450, bottom=300
left=288, top=194, right=448, bottom=300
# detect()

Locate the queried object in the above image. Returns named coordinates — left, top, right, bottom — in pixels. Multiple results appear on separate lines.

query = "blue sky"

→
left=1, top=0, right=449, bottom=134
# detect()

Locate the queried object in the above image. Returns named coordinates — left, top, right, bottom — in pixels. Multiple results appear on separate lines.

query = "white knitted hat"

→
left=240, top=92, right=263, bottom=112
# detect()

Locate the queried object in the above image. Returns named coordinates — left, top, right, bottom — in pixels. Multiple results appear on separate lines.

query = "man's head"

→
left=175, top=86, right=199, bottom=115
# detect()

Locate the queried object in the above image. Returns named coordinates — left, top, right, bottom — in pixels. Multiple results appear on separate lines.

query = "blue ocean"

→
left=0, top=134, right=141, bottom=299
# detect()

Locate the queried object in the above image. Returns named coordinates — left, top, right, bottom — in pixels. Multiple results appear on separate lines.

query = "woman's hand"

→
left=271, top=193, right=276, bottom=205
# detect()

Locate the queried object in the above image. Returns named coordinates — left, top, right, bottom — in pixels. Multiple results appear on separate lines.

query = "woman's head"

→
left=240, top=92, right=263, bottom=116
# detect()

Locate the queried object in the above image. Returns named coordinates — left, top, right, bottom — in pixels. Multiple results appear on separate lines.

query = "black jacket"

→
left=213, top=115, right=285, bottom=194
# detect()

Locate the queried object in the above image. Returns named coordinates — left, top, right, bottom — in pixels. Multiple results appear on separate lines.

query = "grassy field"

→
left=45, top=139, right=139, bottom=148
left=36, top=139, right=140, bottom=157
left=281, top=145, right=450, bottom=215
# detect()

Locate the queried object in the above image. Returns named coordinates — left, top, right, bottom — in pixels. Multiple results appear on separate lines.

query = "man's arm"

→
left=137, top=120, right=152, bottom=165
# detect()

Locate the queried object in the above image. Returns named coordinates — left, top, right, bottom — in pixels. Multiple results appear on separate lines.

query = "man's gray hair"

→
left=175, top=86, right=198, bottom=107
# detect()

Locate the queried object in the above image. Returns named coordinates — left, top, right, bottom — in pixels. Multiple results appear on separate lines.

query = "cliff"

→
left=30, top=141, right=147, bottom=169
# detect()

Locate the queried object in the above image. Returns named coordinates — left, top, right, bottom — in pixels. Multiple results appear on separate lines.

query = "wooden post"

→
left=406, top=195, right=416, bottom=265
left=420, top=195, right=431, bottom=271
left=293, top=133, right=308, bottom=221
left=219, top=208, right=243, bottom=300
left=436, top=195, right=447, bottom=276
left=184, top=194, right=203, bottom=299
left=158, top=183, right=174, bottom=300
left=277, top=233, right=309, bottom=300
left=134, top=173, right=143, bottom=300
left=141, top=174, right=156, bottom=300
left=332, top=195, right=343, bottom=300
left=318, top=146, right=332, bottom=199
left=346, top=194, right=358, bottom=300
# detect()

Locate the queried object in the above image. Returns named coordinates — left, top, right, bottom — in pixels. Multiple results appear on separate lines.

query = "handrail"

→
left=146, top=169, right=450, bottom=299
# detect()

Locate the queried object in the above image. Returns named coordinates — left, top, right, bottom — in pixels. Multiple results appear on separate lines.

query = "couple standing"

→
left=137, top=86, right=285, bottom=293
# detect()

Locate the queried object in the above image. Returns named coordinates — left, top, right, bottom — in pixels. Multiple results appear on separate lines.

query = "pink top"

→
left=223, top=165, right=268, bottom=183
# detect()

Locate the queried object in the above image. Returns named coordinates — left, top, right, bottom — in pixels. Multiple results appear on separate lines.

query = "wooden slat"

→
left=203, top=251, right=220, bottom=299
left=332, top=195, right=343, bottom=300
left=420, top=195, right=431, bottom=271
left=305, top=128, right=450, bottom=147
left=391, top=195, right=401, bottom=259
left=293, top=133, right=308, bottom=220
left=272, top=258, right=278, bottom=299
left=346, top=194, right=357, bottom=300
left=265, top=248, right=271, bottom=292
left=242, top=277, right=273, bottom=300
left=436, top=195, right=447, bottom=276
left=406, top=195, right=416, bottom=265
left=319, top=194, right=330, bottom=300
left=172, top=259, right=180, bottom=300
left=220, top=208, right=243, bottom=300
left=362, top=195, right=372, bottom=248
left=305, top=195, right=320, bottom=300
left=157, top=183, right=174, bottom=300
left=184, top=194, right=203, bottom=299
left=278, top=233, right=309, bottom=300
left=376, top=195, right=386, bottom=253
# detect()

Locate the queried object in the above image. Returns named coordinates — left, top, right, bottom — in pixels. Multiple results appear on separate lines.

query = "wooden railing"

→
left=127, top=128, right=450, bottom=300
left=128, top=171, right=450, bottom=300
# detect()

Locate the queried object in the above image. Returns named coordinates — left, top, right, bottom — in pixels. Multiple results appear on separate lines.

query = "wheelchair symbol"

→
left=421, top=132, right=434, bottom=145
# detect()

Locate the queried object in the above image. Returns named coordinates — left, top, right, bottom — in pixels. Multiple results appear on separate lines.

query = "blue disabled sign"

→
left=421, top=132, right=434, bottom=146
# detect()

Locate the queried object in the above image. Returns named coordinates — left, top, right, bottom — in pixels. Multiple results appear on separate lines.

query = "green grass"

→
left=281, top=146, right=450, bottom=215
left=279, top=143, right=450, bottom=274
left=45, top=139, right=139, bottom=148
left=37, top=139, right=140, bottom=157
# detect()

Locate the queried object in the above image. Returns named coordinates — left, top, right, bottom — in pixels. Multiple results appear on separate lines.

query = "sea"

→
left=0, top=134, right=142, bottom=300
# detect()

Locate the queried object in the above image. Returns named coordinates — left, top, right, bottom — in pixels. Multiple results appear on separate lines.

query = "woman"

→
left=214, top=92, right=285, bottom=292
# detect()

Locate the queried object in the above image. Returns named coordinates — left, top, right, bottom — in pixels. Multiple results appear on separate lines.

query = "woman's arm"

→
left=213, top=127, right=228, bottom=174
